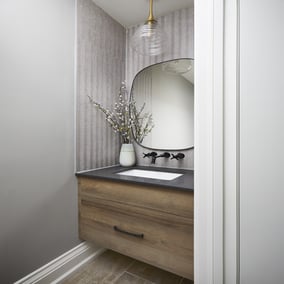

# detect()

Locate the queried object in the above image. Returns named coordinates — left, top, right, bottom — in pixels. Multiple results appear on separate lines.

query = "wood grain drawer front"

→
left=79, top=201, right=193, bottom=279
left=78, top=177, right=193, bottom=220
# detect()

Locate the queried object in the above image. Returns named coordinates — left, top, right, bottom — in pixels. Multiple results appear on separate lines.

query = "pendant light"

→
left=131, top=0, right=168, bottom=56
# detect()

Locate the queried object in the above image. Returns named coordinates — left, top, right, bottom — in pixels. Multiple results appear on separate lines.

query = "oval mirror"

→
left=130, top=58, right=194, bottom=151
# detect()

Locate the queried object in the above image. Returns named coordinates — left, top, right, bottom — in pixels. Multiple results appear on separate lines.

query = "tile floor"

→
left=63, top=250, right=193, bottom=284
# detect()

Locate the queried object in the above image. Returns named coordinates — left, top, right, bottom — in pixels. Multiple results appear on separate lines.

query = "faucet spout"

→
left=150, top=152, right=158, bottom=164
left=143, top=152, right=171, bottom=164
left=152, top=152, right=170, bottom=164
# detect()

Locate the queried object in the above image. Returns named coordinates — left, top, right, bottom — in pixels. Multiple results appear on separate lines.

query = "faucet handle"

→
left=143, top=152, right=157, bottom=158
left=171, top=153, right=185, bottom=160
left=143, top=152, right=151, bottom=158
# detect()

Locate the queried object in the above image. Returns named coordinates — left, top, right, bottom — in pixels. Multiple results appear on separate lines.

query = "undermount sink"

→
left=116, top=169, right=183, bottom=181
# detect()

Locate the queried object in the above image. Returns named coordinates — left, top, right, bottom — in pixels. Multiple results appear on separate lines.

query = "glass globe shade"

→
left=131, top=21, right=168, bottom=56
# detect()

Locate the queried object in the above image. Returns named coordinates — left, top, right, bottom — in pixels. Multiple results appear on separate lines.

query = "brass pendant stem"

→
left=146, top=0, right=156, bottom=24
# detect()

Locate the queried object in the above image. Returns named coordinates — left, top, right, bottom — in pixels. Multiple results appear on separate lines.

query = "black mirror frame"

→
left=129, top=57, right=195, bottom=152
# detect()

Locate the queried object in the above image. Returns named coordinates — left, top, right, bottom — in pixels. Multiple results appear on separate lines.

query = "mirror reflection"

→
left=131, top=58, right=194, bottom=150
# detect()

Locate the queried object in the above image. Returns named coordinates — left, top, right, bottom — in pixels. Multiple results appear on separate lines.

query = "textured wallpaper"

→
left=77, top=4, right=194, bottom=170
left=76, top=0, right=125, bottom=171
left=126, top=7, right=194, bottom=169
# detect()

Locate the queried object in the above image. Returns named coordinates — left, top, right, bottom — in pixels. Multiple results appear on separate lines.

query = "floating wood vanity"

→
left=76, top=166, right=194, bottom=280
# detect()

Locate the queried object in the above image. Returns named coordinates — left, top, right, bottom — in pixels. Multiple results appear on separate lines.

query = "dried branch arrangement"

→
left=88, top=82, right=154, bottom=144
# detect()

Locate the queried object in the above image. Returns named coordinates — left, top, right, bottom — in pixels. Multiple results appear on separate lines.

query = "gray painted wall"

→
left=240, top=0, right=284, bottom=283
left=76, top=0, right=126, bottom=171
left=126, top=7, right=194, bottom=169
left=0, top=0, right=79, bottom=283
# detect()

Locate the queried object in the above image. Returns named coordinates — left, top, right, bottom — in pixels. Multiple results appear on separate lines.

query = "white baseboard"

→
left=14, top=242, right=106, bottom=284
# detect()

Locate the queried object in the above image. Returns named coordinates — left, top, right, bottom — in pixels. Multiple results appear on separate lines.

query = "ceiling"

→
left=92, top=0, right=194, bottom=27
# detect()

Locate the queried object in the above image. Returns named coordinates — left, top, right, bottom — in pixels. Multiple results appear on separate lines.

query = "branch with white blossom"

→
left=88, top=82, right=154, bottom=144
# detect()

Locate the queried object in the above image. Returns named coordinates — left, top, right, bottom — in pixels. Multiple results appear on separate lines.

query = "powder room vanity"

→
left=76, top=166, right=194, bottom=280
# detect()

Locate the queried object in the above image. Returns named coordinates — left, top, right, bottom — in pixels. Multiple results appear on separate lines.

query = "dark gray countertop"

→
left=76, top=165, right=194, bottom=192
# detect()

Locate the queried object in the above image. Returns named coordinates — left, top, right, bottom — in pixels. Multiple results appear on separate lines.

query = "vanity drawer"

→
left=79, top=199, right=193, bottom=279
left=78, top=177, right=193, bottom=220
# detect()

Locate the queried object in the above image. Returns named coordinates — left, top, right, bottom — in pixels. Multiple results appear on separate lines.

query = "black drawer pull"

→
left=113, top=226, right=144, bottom=239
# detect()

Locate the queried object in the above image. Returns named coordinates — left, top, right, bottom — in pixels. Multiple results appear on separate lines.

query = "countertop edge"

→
left=75, top=165, right=194, bottom=192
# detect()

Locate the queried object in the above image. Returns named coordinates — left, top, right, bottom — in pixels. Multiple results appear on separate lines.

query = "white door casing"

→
left=195, top=0, right=240, bottom=283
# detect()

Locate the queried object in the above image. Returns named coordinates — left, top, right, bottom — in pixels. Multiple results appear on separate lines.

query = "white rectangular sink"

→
left=116, top=169, right=183, bottom=181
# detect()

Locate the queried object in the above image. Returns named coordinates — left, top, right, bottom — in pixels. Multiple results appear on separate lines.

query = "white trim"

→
left=74, top=0, right=78, bottom=173
left=195, top=0, right=225, bottom=283
left=212, top=0, right=224, bottom=283
left=195, top=0, right=240, bottom=283
left=14, top=242, right=105, bottom=284
left=223, top=0, right=240, bottom=283
left=195, top=0, right=214, bottom=282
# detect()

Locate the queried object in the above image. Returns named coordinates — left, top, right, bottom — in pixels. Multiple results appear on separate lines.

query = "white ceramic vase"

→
left=119, top=143, right=136, bottom=167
